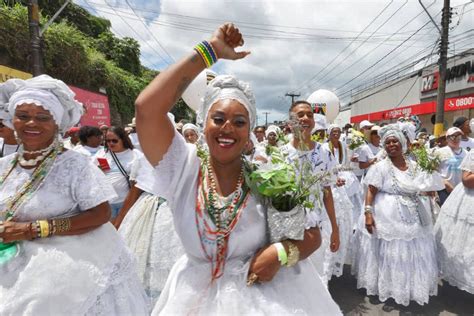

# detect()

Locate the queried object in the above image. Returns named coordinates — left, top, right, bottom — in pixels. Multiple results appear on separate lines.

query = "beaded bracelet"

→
left=273, top=242, right=288, bottom=266
left=194, top=41, right=218, bottom=68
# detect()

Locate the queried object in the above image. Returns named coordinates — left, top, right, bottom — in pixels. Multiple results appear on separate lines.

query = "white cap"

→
left=359, top=120, right=374, bottom=130
left=371, top=125, right=381, bottom=132
left=446, top=126, right=463, bottom=137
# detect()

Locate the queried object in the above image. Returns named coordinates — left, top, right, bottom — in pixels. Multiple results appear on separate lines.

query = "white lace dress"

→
left=351, top=158, right=442, bottom=306
left=146, top=132, right=341, bottom=315
left=434, top=151, right=474, bottom=293
left=118, top=156, right=184, bottom=305
left=0, top=150, right=149, bottom=315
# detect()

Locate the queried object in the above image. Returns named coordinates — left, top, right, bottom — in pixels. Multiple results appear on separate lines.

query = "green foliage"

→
left=0, top=2, right=197, bottom=125
left=412, top=146, right=441, bottom=174
left=0, top=4, right=30, bottom=71
left=94, top=32, right=141, bottom=76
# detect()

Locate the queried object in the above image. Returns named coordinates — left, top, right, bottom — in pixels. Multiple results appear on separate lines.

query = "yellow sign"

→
left=0, top=65, right=32, bottom=83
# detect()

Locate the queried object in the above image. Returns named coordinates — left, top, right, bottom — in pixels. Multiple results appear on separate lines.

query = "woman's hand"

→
left=365, top=213, right=376, bottom=234
left=210, top=23, right=250, bottom=60
left=329, top=226, right=340, bottom=252
left=0, top=221, right=35, bottom=243
left=248, top=244, right=281, bottom=283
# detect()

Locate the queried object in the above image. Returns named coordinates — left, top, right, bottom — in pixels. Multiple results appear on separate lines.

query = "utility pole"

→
left=262, top=111, right=270, bottom=127
left=28, top=0, right=43, bottom=76
left=434, top=0, right=451, bottom=137
left=285, top=92, right=301, bottom=106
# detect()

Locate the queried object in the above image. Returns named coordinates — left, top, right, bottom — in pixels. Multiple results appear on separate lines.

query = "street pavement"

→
left=328, top=266, right=474, bottom=316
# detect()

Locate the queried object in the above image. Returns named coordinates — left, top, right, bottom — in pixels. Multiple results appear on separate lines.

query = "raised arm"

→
left=135, top=23, right=250, bottom=166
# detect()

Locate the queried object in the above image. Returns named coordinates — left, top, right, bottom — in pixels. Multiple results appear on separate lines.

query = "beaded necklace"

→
left=387, top=158, right=423, bottom=225
left=195, top=158, right=249, bottom=281
left=328, top=140, right=343, bottom=164
left=0, top=142, right=62, bottom=220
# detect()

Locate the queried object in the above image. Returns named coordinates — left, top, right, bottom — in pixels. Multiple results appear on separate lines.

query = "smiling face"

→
left=329, top=127, right=341, bottom=142
left=383, top=136, right=403, bottom=158
left=204, top=99, right=250, bottom=165
left=290, top=103, right=315, bottom=138
left=13, top=103, right=58, bottom=151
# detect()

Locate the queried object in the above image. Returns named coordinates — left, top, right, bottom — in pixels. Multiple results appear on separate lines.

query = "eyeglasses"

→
left=106, top=139, right=119, bottom=144
left=15, top=113, right=54, bottom=123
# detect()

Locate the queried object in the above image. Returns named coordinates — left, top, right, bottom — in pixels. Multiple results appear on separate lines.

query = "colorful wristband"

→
left=273, top=242, right=288, bottom=266
left=193, top=41, right=218, bottom=68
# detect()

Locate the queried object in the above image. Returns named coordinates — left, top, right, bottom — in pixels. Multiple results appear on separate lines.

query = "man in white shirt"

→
left=453, top=116, right=474, bottom=151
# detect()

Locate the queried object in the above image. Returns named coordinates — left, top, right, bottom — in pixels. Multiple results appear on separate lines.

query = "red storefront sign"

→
left=69, top=86, right=111, bottom=127
left=351, top=93, right=474, bottom=123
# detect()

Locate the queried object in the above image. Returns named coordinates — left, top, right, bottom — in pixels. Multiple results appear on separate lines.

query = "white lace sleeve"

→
left=363, top=160, right=384, bottom=189
left=304, top=210, right=321, bottom=229
left=72, top=160, right=118, bottom=211
left=147, top=130, right=198, bottom=203
left=460, top=151, right=474, bottom=172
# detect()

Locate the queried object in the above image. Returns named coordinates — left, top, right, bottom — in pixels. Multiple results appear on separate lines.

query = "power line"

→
left=122, top=0, right=174, bottom=64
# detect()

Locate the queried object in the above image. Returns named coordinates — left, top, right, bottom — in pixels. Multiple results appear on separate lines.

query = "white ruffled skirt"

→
left=350, top=193, right=438, bottom=306
left=119, top=193, right=185, bottom=304
left=434, top=183, right=474, bottom=293
left=152, top=255, right=342, bottom=315
left=0, top=224, right=149, bottom=315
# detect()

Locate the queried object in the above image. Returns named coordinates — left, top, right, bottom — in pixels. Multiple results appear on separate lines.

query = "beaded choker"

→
left=17, top=139, right=60, bottom=167
left=195, top=159, right=249, bottom=281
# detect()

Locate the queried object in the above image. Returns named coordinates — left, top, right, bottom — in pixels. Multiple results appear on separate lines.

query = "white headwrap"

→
left=0, top=75, right=83, bottom=133
left=398, top=121, right=416, bottom=143
left=265, top=125, right=280, bottom=138
left=249, top=132, right=258, bottom=147
left=327, top=123, right=341, bottom=136
left=182, top=123, right=199, bottom=135
left=379, top=124, right=407, bottom=153
left=198, top=75, right=256, bottom=130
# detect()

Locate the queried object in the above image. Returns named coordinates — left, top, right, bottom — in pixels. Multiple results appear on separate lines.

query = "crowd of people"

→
left=0, top=23, right=472, bottom=315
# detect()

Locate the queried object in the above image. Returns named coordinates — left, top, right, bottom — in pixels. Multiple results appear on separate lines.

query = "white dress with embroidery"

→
left=0, top=150, right=149, bottom=315
left=118, top=155, right=185, bottom=305
left=434, top=151, right=474, bottom=293
left=147, top=132, right=341, bottom=315
left=351, top=158, right=443, bottom=306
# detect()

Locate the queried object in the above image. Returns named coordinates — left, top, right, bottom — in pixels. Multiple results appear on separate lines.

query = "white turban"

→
left=249, top=132, right=258, bottom=147
left=198, top=75, right=256, bottom=130
left=379, top=124, right=407, bottom=153
left=265, top=125, right=280, bottom=138
left=327, top=124, right=341, bottom=136
left=182, top=123, right=199, bottom=135
left=0, top=75, right=83, bottom=133
left=398, top=121, right=416, bottom=144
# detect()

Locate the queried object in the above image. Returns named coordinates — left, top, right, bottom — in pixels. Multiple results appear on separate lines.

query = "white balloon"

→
left=181, top=69, right=216, bottom=112
left=306, top=89, right=340, bottom=122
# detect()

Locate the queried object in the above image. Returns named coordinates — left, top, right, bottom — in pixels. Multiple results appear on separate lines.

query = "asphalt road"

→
left=328, top=266, right=474, bottom=316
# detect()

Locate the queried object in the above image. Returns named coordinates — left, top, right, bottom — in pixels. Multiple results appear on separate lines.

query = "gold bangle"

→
left=37, top=220, right=50, bottom=238
left=54, top=218, right=71, bottom=234
left=285, top=241, right=300, bottom=267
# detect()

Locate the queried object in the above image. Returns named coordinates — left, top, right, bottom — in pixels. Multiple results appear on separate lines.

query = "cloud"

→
left=76, top=0, right=474, bottom=123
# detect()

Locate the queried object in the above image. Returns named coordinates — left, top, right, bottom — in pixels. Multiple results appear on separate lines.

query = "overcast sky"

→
left=74, top=0, right=474, bottom=124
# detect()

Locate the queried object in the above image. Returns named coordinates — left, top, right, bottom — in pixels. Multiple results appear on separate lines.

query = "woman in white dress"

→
left=135, top=23, right=341, bottom=315
left=0, top=75, right=149, bottom=315
left=321, top=124, right=358, bottom=282
left=351, top=124, right=443, bottom=306
left=95, top=126, right=143, bottom=219
left=115, top=154, right=184, bottom=305
left=434, top=150, right=474, bottom=293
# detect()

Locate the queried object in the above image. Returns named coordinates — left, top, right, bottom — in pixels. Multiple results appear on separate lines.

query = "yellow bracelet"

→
left=37, top=220, right=50, bottom=238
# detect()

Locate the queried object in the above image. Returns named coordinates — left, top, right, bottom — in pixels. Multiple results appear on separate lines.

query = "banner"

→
left=69, top=86, right=111, bottom=127
left=0, top=65, right=32, bottom=82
